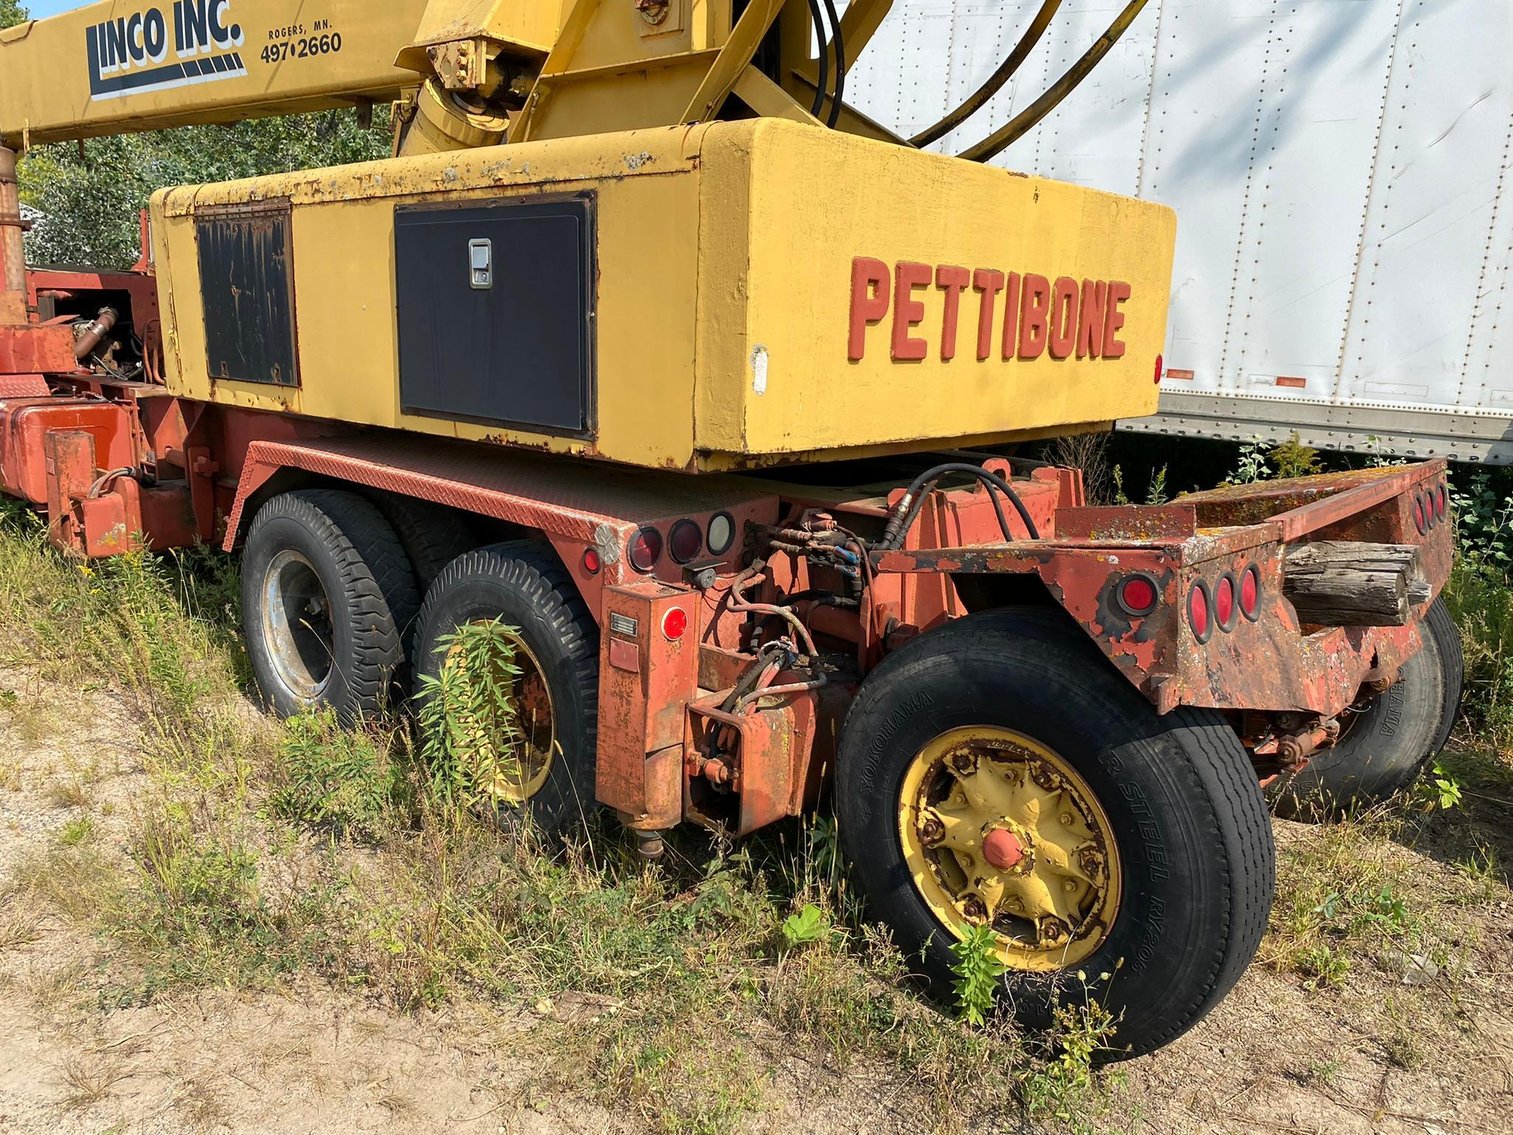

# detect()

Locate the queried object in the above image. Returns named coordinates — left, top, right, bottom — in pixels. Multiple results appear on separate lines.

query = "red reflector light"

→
left=1116, top=574, right=1159, bottom=617
left=1154, top=354, right=1165, bottom=385
left=1435, top=484, right=1448, bottom=521
left=1412, top=496, right=1428, bottom=535
left=1215, top=573, right=1237, bottom=631
left=669, top=518, right=704, bottom=564
left=1240, top=564, right=1261, bottom=621
left=661, top=607, right=688, bottom=641
left=582, top=547, right=602, bottom=575
left=1189, top=581, right=1212, bottom=643
left=629, top=527, right=663, bottom=573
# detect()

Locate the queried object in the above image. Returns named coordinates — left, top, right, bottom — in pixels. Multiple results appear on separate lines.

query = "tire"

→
left=242, top=489, right=420, bottom=722
left=1424, top=597, right=1464, bottom=756
left=412, top=542, right=599, bottom=835
left=1270, top=605, right=1450, bottom=819
left=371, top=494, right=477, bottom=590
left=836, top=608, right=1274, bottom=1060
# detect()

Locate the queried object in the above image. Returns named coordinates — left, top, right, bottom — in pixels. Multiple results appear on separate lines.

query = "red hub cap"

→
left=982, top=828, right=1025, bottom=871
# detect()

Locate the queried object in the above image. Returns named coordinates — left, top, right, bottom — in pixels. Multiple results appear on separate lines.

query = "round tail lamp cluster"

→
left=1189, top=563, right=1262, bottom=642
left=1413, top=482, right=1449, bottom=535
left=626, top=512, right=740, bottom=574
left=1115, top=574, right=1160, bottom=617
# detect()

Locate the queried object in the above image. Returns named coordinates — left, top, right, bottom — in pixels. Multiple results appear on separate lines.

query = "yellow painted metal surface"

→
left=152, top=118, right=1174, bottom=472
left=897, top=725, right=1122, bottom=973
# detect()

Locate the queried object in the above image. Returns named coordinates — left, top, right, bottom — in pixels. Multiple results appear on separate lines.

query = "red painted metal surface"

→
left=597, top=580, right=700, bottom=828
left=0, top=325, right=74, bottom=375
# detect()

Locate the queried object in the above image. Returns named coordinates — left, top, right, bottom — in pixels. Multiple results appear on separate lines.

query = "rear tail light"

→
left=1189, top=581, right=1213, bottom=643
left=1240, top=564, right=1262, bottom=621
left=582, top=547, right=602, bottom=575
left=1434, top=484, right=1448, bottom=522
left=661, top=607, right=688, bottom=641
left=669, top=518, right=704, bottom=564
left=628, top=527, right=663, bottom=573
left=1115, top=574, right=1159, bottom=617
left=1214, top=573, right=1237, bottom=631
left=1413, top=496, right=1428, bottom=535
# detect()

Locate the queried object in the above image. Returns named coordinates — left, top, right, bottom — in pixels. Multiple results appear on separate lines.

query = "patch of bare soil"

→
left=1, top=670, right=1510, bottom=1134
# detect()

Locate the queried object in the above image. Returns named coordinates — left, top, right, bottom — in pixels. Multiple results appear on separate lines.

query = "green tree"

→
left=0, top=1, right=28, bottom=30
left=21, top=110, right=392, bottom=268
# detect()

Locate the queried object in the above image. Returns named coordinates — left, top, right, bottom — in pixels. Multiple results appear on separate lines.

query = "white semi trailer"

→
left=846, top=0, right=1513, bottom=463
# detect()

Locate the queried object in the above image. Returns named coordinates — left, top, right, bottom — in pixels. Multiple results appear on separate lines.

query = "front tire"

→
left=242, top=489, right=420, bottom=722
left=836, top=609, right=1275, bottom=1060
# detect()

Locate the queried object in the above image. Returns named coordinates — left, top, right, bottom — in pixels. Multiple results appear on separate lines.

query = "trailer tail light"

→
left=707, top=512, right=736, bottom=556
left=1115, top=574, right=1159, bottom=617
left=1189, top=581, right=1213, bottom=643
left=1412, top=496, right=1428, bottom=535
left=669, top=518, right=703, bottom=564
left=1240, top=564, right=1262, bottom=621
left=1215, top=573, right=1237, bottom=631
left=1154, top=354, right=1164, bottom=385
left=629, top=527, right=663, bottom=573
left=1434, top=484, right=1448, bottom=522
left=582, top=547, right=602, bottom=575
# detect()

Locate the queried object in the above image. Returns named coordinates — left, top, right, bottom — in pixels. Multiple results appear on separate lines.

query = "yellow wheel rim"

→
left=442, top=627, right=556, bottom=803
left=897, top=726, right=1122, bottom=972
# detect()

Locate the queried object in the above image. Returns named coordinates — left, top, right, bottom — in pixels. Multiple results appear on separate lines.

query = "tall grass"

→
left=0, top=504, right=1120, bottom=1134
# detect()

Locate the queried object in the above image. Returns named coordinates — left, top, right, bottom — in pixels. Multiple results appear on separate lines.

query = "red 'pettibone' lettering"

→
left=1077, top=279, right=1106, bottom=359
left=999, top=271, right=1021, bottom=361
left=1018, top=274, right=1050, bottom=360
left=1048, top=276, right=1079, bottom=360
left=1103, top=280, right=1131, bottom=359
left=892, top=261, right=933, bottom=361
left=936, top=265, right=971, bottom=361
left=848, top=256, right=890, bottom=361
left=973, top=269, right=1004, bottom=361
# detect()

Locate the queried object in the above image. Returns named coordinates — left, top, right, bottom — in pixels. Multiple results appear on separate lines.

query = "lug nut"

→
left=919, top=817, right=944, bottom=846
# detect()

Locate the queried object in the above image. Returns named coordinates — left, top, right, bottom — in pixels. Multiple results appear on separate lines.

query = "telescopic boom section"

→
left=0, top=0, right=907, bottom=153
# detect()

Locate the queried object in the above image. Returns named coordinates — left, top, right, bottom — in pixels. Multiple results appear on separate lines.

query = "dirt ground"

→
left=2, top=676, right=1511, bottom=1135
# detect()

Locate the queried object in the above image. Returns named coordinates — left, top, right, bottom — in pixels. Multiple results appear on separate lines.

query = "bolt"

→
left=952, top=752, right=976, bottom=775
left=1063, top=879, right=1078, bottom=894
left=919, top=817, right=945, bottom=847
left=1059, top=812, right=1074, bottom=826
left=962, top=898, right=988, bottom=921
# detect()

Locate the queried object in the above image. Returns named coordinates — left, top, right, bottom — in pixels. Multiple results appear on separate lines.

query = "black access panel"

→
left=394, top=194, right=595, bottom=436
left=197, top=198, right=300, bottom=387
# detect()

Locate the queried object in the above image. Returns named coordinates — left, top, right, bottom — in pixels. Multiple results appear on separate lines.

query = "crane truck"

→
left=0, top=0, right=1461, bottom=1058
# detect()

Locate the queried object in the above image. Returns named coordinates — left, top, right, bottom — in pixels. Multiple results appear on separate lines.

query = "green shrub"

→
left=269, top=710, right=404, bottom=841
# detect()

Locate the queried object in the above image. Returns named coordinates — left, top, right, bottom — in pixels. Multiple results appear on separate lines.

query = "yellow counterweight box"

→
left=153, top=117, right=1176, bottom=472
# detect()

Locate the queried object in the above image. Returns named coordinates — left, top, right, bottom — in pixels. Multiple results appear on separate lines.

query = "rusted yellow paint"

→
left=897, top=725, right=1122, bottom=973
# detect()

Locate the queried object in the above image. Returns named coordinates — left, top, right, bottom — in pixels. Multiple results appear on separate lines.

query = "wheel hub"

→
left=898, top=726, right=1121, bottom=972
left=442, top=625, right=557, bottom=804
left=982, top=826, right=1026, bottom=871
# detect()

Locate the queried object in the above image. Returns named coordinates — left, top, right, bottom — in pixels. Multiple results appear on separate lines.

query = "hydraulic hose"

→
left=820, top=0, right=847, bottom=129
left=909, top=0, right=1063, bottom=147
left=879, top=463, right=1042, bottom=551
left=958, top=0, right=1150, bottom=163
left=806, top=0, right=831, bottom=119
